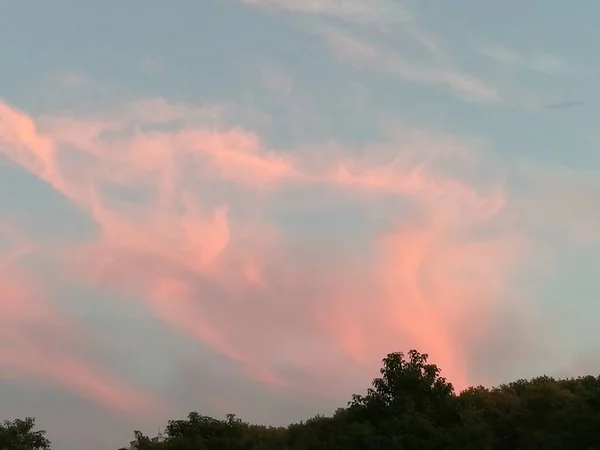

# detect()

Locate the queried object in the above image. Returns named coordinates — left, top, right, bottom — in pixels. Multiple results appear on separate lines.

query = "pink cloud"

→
left=0, top=225, right=163, bottom=414
left=0, top=98, right=529, bottom=400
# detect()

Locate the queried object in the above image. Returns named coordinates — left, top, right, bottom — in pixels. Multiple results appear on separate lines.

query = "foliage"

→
left=7, top=349, right=600, bottom=449
left=127, top=350, right=600, bottom=450
left=0, top=417, right=50, bottom=450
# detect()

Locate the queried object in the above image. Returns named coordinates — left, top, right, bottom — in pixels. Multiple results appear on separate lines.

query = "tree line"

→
left=5, top=350, right=600, bottom=449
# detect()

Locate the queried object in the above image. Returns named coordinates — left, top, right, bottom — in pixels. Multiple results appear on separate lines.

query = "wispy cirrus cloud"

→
left=476, top=44, right=567, bottom=74
left=242, top=0, right=501, bottom=103
left=319, top=26, right=500, bottom=102
left=3, top=90, right=599, bottom=449
left=3, top=85, right=597, bottom=412
left=0, top=224, right=162, bottom=415
left=3, top=74, right=595, bottom=426
left=240, top=0, right=411, bottom=26
left=243, top=1, right=557, bottom=106
left=0, top=96, right=527, bottom=396
left=2, top=1, right=600, bottom=450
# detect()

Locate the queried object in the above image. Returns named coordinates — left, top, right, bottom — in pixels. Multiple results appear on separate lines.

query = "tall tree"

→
left=0, top=417, right=50, bottom=450
left=120, top=349, right=600, bottom=450
left=347, top=350, right=481, bottom=449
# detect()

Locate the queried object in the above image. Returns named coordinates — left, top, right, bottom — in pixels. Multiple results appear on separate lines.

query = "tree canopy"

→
left=125, top=350, right=600, bottom=450
left=0, top=417, right=50, bottom=450
left=5, top=349, right=600, bottom=449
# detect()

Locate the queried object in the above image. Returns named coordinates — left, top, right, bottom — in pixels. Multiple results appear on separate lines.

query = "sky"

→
left=1, top=0, right=600, bottom=448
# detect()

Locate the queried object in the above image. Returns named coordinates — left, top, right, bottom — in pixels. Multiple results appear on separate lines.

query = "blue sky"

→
left=1, top=1, right=600, bottom=449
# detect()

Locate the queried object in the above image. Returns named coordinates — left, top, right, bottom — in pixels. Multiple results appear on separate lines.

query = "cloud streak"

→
left=319, top=27, right=500, bottom=102
left=1, top=2, right=599, bottom=450
left=477, top=44, right=567, bottom=74
left=0, top=96, right=526, bottom=399
left=241, top=0, right=410, bottom=26
left=0, top=224, right=162, bottom=415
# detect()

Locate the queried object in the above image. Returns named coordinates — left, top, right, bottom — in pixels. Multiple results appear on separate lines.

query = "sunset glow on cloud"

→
left=1, top=1, right=600, bottom=449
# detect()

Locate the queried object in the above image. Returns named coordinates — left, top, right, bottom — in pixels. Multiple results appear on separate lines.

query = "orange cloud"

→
left=0, top=98, right=526, bottom=400
left=301, top=146, right=516, bottom=390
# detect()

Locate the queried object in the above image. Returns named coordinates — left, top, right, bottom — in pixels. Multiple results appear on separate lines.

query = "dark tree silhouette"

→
left=0, top=417, right=50, bottom=450
left=8, top=349, right=600, bottom=450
